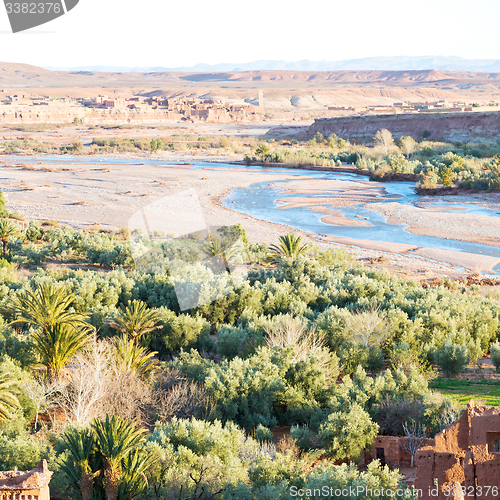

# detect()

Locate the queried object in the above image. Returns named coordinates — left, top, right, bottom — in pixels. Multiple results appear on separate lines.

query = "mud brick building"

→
left=363, top=435, right=434, bottom=467
left=415, top=400, right=500, bottom=499
left=0, top=460, right=52, bottom=500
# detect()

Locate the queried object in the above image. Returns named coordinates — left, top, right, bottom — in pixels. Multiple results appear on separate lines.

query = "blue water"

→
left=218, top=168, right=500, bottom=275
left=3, top=155, right=500, bottom=274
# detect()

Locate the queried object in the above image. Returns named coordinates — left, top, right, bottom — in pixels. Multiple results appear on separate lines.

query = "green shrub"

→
left=217, top=325, right=250, bottom=358
left=254, top=424, right=273, bottom=443
left=0, top=192, right=8, bottom=217
left=433, top=339, right=470, bottom=377
left=318, top=403, right=379, bottom=461
left=302, top=461, right=403, bottom=499
left=0, top=258, right=15, bottom=270
left=146, top=308, right=212, bottom=356
left=0, top=409, right=45, bottom=470
left=0, top=428, right=45, bottom=470
left=149, top=417, right=245, bottom=462
left=290, top=425, right=315, bottom=451
left=491, top=342, right=500, bottom=372
left=203, top=347, right=284, bottom=430
left=366, top=346, right=385, bottom=374
left=0, top=325, right=36, bottom=368
left=338, top=341, right=368, bottom=375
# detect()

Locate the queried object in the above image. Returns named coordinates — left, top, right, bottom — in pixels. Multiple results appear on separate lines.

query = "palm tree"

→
left=61, top=428, right=99, bottom=500
left=268, top=234, right=309, bottom=259
left=7, top=282, right=93, bottom=382
left=62, top=417, right=154, bottom=500
left=114, top=335, right=158, bottom=379
left=202, top=235, right=243, bottom=273
left=92, top=415, right=148, bottom=500
left=32, top=324, right=93, bottom=383
left=0, top=218, right=20, bottom=257
left=0, top=372, right=20, bottom=421
left=255, top=143, right=270, bottom=162
left=117, top=449, right=156, bottom=500
left=108, top=300, right=162, bottom=345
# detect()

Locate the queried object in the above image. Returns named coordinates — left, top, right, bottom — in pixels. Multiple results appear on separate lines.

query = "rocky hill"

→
left=307, top=111, right=500, bottom=142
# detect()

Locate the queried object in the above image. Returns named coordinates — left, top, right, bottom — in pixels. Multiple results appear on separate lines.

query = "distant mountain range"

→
left=48, top=56, right=500, bottom=73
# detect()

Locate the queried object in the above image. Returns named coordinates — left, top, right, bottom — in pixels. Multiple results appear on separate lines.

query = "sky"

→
left=1, top=0, right=500, bottom=69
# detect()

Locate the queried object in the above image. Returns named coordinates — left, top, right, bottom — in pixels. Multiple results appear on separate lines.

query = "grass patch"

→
left=430, top=377, right=500, bottom=407
left=42, top=220, right=59, bottom=227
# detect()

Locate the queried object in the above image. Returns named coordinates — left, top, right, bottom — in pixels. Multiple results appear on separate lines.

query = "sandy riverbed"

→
left=367, top=201, right=500, bottom=248
left=267, top=176, right=500, bottom=272
left=1, top=153, right=498, bottom=278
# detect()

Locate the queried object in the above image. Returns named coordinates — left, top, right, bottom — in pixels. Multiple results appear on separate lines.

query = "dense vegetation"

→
left=0, top=209, right=498, bottom=498
left=253, top=130, right=500, bottom=192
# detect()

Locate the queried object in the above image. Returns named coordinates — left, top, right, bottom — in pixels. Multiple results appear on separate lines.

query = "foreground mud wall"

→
left=0, top=460, right=52, bottom=500
left=415, top=402, right=500, bottom=500
left=308, top=111, right=500, bottom=141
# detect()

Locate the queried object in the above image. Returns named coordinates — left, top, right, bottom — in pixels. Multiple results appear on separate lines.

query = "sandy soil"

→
left=321, top=236, right=419, bottom=254
left=1, top=153, right=498, bottom=278
left=368, top=201, right=500, bottom=248
left=266, top=176, right=500, bottom=272
left=319, top=236, right=500, bottom=274
left=309, top=208, right=372, bottom=227
left=411, top=248, right=500, bottom=273
left=1, top=156, right=296, bottom=239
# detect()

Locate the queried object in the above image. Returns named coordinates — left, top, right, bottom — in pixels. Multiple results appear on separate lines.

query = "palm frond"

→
left=32, top=324, right=93, bottom=381
left=114, top=335, right=158, bottom=379
left=0, top=371, right=20, bottom=421
left=268, top=234, right=309, bottom=259
left=108, top=300, right=162, bottom=344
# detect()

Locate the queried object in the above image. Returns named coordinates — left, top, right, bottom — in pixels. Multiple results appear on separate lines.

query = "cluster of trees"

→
left=1, top=223, right=498, bottom=368
left=1, top=222, right=499, bottom=497
left=0, top=220, right=134, bottom=269
left=250, top=130, right=500, bottom=192
left=2, top=132, right=258, bottom=156
left=0, top=280, right=413, bottom=498
left=358, top=131, right=500, bottom=191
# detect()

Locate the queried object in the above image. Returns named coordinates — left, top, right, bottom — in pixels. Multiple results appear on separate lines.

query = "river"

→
left=2, top=155, right=500, bottom=274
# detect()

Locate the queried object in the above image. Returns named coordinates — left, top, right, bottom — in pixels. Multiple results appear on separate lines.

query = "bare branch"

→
left=400, top=422, right=426, bottom=467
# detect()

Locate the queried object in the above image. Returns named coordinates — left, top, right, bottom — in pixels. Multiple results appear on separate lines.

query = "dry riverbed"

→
left=1, top=152, right=499, bottom=279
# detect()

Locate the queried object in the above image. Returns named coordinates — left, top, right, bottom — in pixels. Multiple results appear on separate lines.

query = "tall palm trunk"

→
left=80, top=471, right=95, bottom=500
left=104, top=462, right=120, bottom=500
left=47, top=365, right=56, bottom=384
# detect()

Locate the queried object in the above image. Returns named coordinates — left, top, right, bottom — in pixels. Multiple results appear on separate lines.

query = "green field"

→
left=430, top=378, right=500, bottom=408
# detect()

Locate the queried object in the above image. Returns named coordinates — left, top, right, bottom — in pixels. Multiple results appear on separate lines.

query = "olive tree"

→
left=434, top=339, right=469, bottom=377
left=318, top=403, right=379, bottom=462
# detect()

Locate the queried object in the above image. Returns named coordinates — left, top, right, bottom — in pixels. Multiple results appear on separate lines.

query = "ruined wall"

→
left=415, top=402, right=500, bottom=500
left=415, top=449, right=466, bottom=499
left=308, top=111, right=500, bottom=141
left=434, top=411, right=469, bottom=453
left=365, top=435, right=434, bottom=467
left=0, top=460, right=52, bottom=500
